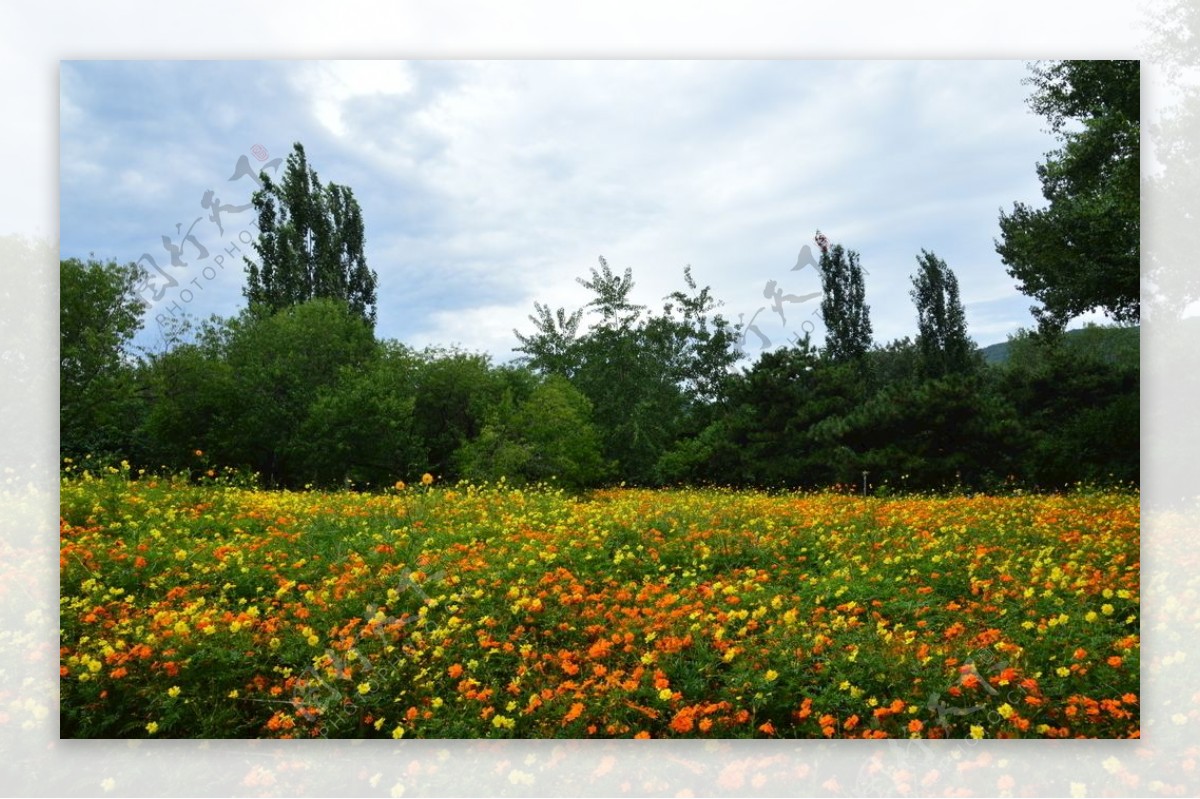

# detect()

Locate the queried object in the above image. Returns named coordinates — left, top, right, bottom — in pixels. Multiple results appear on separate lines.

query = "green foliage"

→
left=910, top=250, right=977, bottom=379
left=244, top=142, right=379, bottom=327
left=216, top=299, right=378, bottom=484
left=996, top=326, right=1139, bottom=487
left=817, top=239, right=873, bottom=363
left=60, top=257, right=148, bottom=460
left=410, top=349, right=509, bottom=481
left=294, top=341, right=428, bottom=488
left=456, top=374, right=608, bottom=489
left=138, top=329, right=235, bottom=469
left=514, top=259, right=742, bottom=485
left=996, top=60, right=1140, bottom=332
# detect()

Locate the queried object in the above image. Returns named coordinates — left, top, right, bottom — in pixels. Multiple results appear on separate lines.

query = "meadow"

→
left=59, top=465, right=1139, bottom=739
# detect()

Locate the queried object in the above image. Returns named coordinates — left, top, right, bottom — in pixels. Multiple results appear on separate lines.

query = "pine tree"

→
left=244, top=142, right=378, bottom=327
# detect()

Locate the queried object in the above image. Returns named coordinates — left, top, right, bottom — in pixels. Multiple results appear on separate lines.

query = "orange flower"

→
left=908, top=719, right=924, bottom=734
left=634, top=730, right=651, bottom=739
left=447, top=663, right=463, bottom=679
left=819, top=714, right=837, bottom=738
left=844, top=714, right=860, bottom=731
left=1073, top=648, right=1088, bottom=660
left=588, top=639, right=611, bottom=659
left=1107, top=656, right=1123, bottom=668
left=564, top=702, right=585, bottom=724
left=758, top=721, right=776, bottom=736
left=669, top=709, right=696, bottom=734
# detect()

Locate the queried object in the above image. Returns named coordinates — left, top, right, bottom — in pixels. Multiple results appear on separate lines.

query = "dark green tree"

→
left=996, top=325, right=1138, bottom=487
left=138, top=323, right=234, bottom=470
left=816, top=233, right=873, bottom=363
left=244, top=142, right=379, bottom=327
left=60, top=257, right=148, bottom=460
left=410, top=348, right=507, bottom=481
left=294, top=341, right=428, bottom=488
left=996, top=60, right=1140, bottom=332
left=217, top=299, right=377, bottom=484
left=910, top=250, right=976, bottom=378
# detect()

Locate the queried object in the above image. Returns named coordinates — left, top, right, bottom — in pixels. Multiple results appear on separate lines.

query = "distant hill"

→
left=980, top=339, right=1011, bottom=364
left=980, top=324, right=1140, bottom=367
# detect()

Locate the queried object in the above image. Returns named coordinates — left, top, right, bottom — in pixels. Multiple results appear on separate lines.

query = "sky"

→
left=60, top=59, right=1103, bottom=363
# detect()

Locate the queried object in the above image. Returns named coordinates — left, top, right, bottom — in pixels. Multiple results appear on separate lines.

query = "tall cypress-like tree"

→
left=816, top=232, right=873, bottom=362
left=244, top=142, right=379, bottom=327
left=910, top=249, right=974, bottom=378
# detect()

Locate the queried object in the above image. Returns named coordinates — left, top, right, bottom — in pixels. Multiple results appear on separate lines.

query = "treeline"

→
left=61, top=250, right=1137, bottom=494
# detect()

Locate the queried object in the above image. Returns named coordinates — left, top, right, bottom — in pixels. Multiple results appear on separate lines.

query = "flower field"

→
left=60, top=468, right=1139, bottom=739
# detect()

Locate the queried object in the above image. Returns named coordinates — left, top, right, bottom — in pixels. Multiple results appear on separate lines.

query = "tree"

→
left=910, top=250, right=976, bottom=378
left=410, top=348, right=506, bottom=480
left=996, top=60, right=1140, bottom=332
left=456, top=374, right=608, bottom=489
left=244, top=142, right=379, bottom=327
left=217, top=299, right=377, bottom=484
left=513, top=302, right=584, bottom=376
left=60, top=257, right=147, bottom=459
left=996, top=325, right=1138, bottom=487
left=575, top=256, right=645, bottom=331
left=294, top=341, right=427, bottom=488
left=816, top=232, right=873, bottom=362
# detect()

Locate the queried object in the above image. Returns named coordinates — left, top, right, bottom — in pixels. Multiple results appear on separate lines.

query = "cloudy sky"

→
left=61, top=59, right=1088, bottom=362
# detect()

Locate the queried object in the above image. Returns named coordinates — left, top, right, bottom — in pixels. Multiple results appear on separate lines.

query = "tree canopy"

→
left=816, top=233, right=873, bottom=363
left=244, top=142, right=379, bottom=327
left=996, top=60, right=1140, bottom=332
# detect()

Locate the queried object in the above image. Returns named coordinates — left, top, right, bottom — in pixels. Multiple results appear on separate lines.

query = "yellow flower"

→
left=394, top=481, right=406, bottom=490
left=228, top=690, right=239, bottom=698
left=391, top=724, right=406, bottom=739
left=764, top=669, right=779, bottom=682
left=969, top=725, right=985, bottom=739
left=1101, top=604, right=1114, bottom=616
left=658, top=688, right=674, bottom=701
left=145, top=721, right=159, bottom=734
left=997, top=703, right=1015, bottom=719
left=357, top=682, right=371, bottom=695
left=421, top=472, right=435, bottom=486
left=1085, top=611, right=1098, bottom=623
left=167, top=686, right=181, bottom=698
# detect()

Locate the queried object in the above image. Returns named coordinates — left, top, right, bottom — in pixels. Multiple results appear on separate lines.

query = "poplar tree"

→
left=244, top=142, right=378, bottom=327
left=910, top=249, right=974, bottom=378
left=816, top=232, right=873, bottom=363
